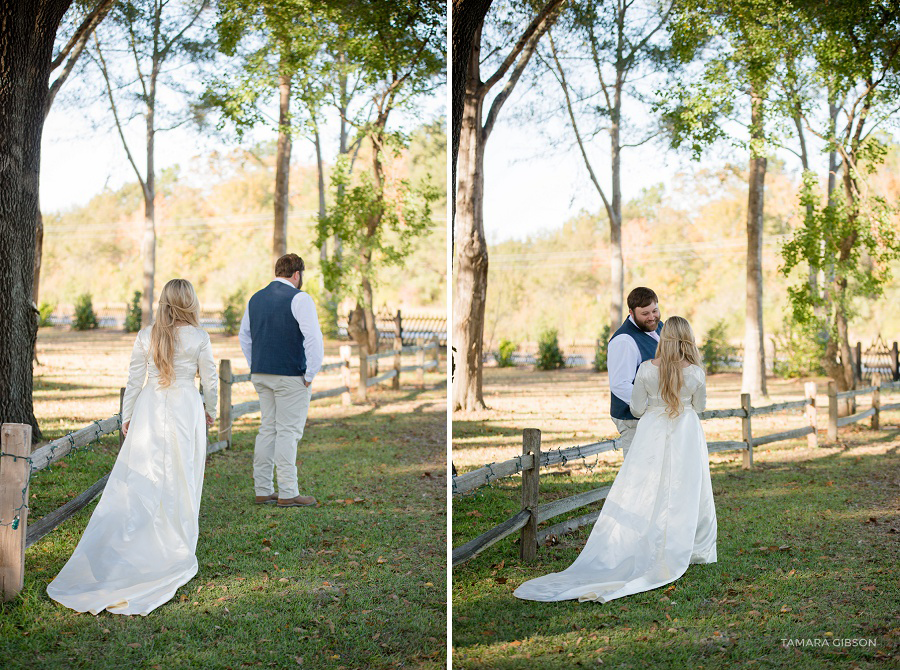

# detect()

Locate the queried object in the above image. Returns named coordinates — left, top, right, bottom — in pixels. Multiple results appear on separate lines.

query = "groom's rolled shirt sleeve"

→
left=238, top=302, right=253, bottom=368
left=291, top=293, right=324, bottom=383
left=607, top=335, right=641, bottom=405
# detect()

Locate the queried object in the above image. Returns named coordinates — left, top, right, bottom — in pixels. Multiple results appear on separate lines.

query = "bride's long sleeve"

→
left=121, top=331, right=149, bottom=424
left=197, top=332, right=218, bottom=422
left=629, top=365, right=649, bottom=418
left=691, top=369, right=707, bottom=413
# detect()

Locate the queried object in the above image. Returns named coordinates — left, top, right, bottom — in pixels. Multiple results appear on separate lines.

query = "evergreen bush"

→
left=496, top=339, right=517, bottom=367
left=73, top=293, right=99, bottom=331
left=125, top=291, right=142, bottom=332
left=38, top=302, right=55, bottom=327
left=536, top=328, right=565, bottom=370
left=222, top=289, right=245, bottom=336
left=592, top=324, right=611, bottom=372
left=772, top=314, right=826, bottom=379
left=700, top=320, right=736, bottom=374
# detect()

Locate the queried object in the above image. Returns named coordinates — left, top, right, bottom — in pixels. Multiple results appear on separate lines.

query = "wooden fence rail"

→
left=2, top=336, right=444, bottom=601
left=452, top=377, right=900, bottom=568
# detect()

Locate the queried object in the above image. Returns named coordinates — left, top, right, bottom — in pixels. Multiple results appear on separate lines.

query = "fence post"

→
left=431, top=333, right=440, bottom=372
left=218, top=359, right=233, bottom=448
left=520, top=428, right=541, bottom=562
left=827, top=380, right=838, bottom=442
left=804, top=382, right=818, bottom=449
left=871, top=372, right=881, bottom=431
left=741, top=393, right=753, bottom=470
left=0, top=423, right=32, bottom=602
left=392, top=315, right=402, bottom=391
left=416, top=337, right=425, bottom=388
left=357, top=347, right=368, bottom=402
left=340, top=345, right=353, bottom=406
left=118, top=387, right=126, bottom=447
left=891, top=342, right=899, bottom=381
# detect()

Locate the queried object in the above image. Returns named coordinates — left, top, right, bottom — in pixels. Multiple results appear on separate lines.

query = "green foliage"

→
left=222, top=289, right=246, bottom=336
left=496, top=339, right=517, bottom=368
left=772, top=312, right=826, bottom=379
left=700, top=320, right=737, bottom=374
left=592, top=324, right=611, bottom=372
left=780, top=171, right=900, bottom=363
left=125, top=291, right=142, bottom=333
left=536, top=328, right=566, bottom=371
left=38, top=302, right=55, bottom=327
left=73, top=293, right=99, bottom=331
left=316, top=152, right=439, bottom=301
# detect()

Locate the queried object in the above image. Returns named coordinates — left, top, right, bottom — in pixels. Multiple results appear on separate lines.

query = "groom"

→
left=607, top=287, right=663, bottom=458
left=239, top=253, right=324, bottom=507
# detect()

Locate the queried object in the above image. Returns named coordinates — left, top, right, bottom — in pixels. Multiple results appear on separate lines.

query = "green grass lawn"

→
left=452, top=421, right=900, bottom=669
left=1, top=377, right=447, bottom=669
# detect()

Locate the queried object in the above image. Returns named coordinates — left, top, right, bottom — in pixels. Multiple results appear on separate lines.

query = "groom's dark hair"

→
left=627, top=287, right=658, bottom=311
left=275, top=253, right=305, bottom=278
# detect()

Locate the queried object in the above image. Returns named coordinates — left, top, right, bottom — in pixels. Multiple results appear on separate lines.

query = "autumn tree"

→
left=539, top=0, right=674, bottom=329
left=454, top=0, right=567, bottom=411
left=91, top=0, right=214, bottom=327
left=316, top=1, right=445, bottom=360
left=780, top=0, right=900, bottom=397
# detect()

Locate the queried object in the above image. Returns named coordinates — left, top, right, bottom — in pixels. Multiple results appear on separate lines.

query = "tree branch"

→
left=94, top=34, right=147, bottom=198
left=480, top=0, right=568, bottom=93
left=482, top=0, right=565, bottom=141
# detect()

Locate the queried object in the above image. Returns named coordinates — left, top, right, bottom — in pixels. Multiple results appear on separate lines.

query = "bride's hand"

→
left=122, top=421, right=130, bottom=437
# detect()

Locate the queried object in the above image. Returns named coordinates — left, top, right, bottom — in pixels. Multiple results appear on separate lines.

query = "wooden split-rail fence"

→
left=0, top=337, right=441, bottom=601
left=451, top=376, right=900, bottom=568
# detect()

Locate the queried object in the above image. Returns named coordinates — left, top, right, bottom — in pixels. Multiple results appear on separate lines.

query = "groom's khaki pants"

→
left=251, top=374, right=311, bottom=499
left=612, top=418, right=639, bottom=459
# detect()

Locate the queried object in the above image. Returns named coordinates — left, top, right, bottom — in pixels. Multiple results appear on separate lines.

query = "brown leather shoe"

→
left=277, top=494, right=317, bottom=507
left=254, top=494, right=278, bottom=505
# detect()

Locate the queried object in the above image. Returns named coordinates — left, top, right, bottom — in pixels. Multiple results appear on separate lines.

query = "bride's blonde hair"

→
left=150, top=279, right=200, bottom=386
left=657, top=316, right=702, bottom=417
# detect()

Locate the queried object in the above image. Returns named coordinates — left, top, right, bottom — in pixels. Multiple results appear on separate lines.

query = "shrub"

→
left=536, top=328, right=565, bottom=370
left=73, top=293, right=99, bottom=331
left=496, top=339, right=517, bottom=367
left=222, top=289, right=246, bottom=336
left=124, top=291, right=142, bottom=332
left=700, top=320, right=736, bottom=374
left=37, top=302, right=55, bottom=327
left=772, top=314, right=826, bottom=379
left=592, top=324, right=611, bottom=372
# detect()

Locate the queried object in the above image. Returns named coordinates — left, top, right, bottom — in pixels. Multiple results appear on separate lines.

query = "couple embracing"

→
left=47, top=254, right=323, bottom=616
left=515, top=287, right=718, bottom=603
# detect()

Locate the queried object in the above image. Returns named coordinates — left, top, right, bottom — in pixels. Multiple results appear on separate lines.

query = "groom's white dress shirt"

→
left=237, top=278, right=324, bottom=383
left=607, top=315, right=661, bottom=405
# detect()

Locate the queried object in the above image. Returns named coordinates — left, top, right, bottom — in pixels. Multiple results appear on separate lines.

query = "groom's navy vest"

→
left=609, top=318, right=663, bottom=420
left=248, top=281, right=307, bottom=377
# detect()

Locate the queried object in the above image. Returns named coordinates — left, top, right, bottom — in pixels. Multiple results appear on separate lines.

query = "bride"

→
left=514, top=315, right=717, bottom=603
left=47, top=278, right=218, bottom=615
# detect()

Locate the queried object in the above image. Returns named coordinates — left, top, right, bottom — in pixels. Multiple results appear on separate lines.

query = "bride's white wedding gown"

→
left=514, top=361, right=716, bottom=603
left=47, top=325, right=217, bottom=616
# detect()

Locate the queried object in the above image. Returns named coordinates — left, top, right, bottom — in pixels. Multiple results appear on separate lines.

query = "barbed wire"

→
left=0, top=418, right=121, bottom=529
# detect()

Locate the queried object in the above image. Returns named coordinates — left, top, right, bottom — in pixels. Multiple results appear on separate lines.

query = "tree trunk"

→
left=452, top=34, right=488, bottom=411
left=451, top=0, right=494, bottom=244
left=0, top=1, right=72, bottom=440
left=741, top=91, right=767, bottom=399
left=33, top=210, right=43, bottom=304
left=273, top=70, right=292, bottom=265
left=141, top=99, right=156, bottom=328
